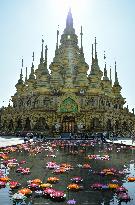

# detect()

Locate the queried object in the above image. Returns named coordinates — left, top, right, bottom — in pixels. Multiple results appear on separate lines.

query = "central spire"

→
left=64, top=8, right=75, bottom=34
left=66, top=8, right=73, bottom=28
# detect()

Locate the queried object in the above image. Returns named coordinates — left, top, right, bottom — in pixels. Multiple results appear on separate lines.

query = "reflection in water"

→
left=0, top=140, right=135, bottom=204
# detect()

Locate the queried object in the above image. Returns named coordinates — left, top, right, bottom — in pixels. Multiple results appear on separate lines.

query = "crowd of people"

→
left=19, top=131, right=109, bottom=144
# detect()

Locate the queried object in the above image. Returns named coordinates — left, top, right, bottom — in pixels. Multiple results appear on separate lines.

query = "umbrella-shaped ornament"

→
left=67, top=199, right=76, bottom=204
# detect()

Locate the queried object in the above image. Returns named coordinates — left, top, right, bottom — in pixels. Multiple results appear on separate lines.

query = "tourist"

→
left=40, top=133, right=44, bottom=141
left=33, top=135, right=37, bottom=142
left=24, top=135, right=29, bottom=143
left=69, top=132, right=72, bottom=139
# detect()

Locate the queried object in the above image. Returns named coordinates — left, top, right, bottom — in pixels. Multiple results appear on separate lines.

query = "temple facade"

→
left=0, top=9, right=135, bottom=135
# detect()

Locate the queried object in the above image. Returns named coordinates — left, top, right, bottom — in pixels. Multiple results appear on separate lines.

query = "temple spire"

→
left=56, top=25, right=59, bottom=50
left=115, top=61, right=118, bottom=83
left=32, top=52, right=34, bottom=62
left=25, top=67, right=27, bottom=82
left=80, top=26, right=83, bottom=51
left=92, top=44, right=94, bottom=61
left=94, top=37, right=97, bottom=59
left=45, top=45, right=48, bottom=67
left=17, top=58, right=23, bottom=84
left=104, top=62, right=107, bottom=77
left=22, top=58, right=23, bottom=68
left=29, top=61, right=35, bottom=80
left=55, top=26, right=59, bottom=56
left=66, top=8, right=73, bottom=28
left=64, top=8, right=75, bottom=34
left=20, top=58, right=23, bottom=81
left=40, top=38, right=44, bottom=64
left=20, top=68, right=23, bottom=80
left=103, top=62, right=109, bottom=81
left=110, top=66, right=112, bottom=81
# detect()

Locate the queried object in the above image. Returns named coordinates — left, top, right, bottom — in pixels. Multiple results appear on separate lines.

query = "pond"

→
left=0, top=139, right=135, bottom=205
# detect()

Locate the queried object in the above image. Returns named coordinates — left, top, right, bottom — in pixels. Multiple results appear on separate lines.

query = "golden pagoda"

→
left=0, top=9, right=135, bottom=136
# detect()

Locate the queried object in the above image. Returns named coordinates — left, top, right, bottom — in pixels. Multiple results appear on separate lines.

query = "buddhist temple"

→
left=0, top=9, right=135, bottom=136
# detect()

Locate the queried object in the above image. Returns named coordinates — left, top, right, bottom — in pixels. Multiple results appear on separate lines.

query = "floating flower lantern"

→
left=0, top=154, right=9, bottom=160
left=60, top=163, right=73, bottom=169
left=28, top=183, right=39, bottom=190
left=21, top=168, right=30, bottom=175
left=127, top=177, right=135, bottom=182
left=67, top=199, right=76, bottom=204
left=19, top=160, right=26, bottom=164
left=47, top=177, right=59, bottom=183
left=40, top=183, right=52, bottom=189
left=0, top=181, right=6, bottom=188
left=116, top=186, right=127, bottom=193
left=70, top=176, right=83, bottom=183
left=0, top=176, right=10, bottom=182
left=101, top=184, right=109, bottom=190
left=111, top=179, right=118, bottom=183
left=82, top=164, right=91, bottom=169
left=43, top=188, right=56, bottom=197
left=108, top=183, right=119, bottom=189
left=105, top=171, right=115, bottom=176
left=12, top=193, right=27, bottom=201
left=34, top=190, right=44, bottom=197
left=16, top=167, right=24, bottom=173
left=118, top=193, right=131, bottom=202
left=31, top=179, right=42, bottom=185
left=67, top=183, right=80, bottom=191
left=91, top=183, right=103, bottom=190
left=50, top=190, right=66, bottom=201
left=46, top=162, right=58, bottom=169
left=7, top=162, right=19, bottom=168
left=53, top=168, right=65, bottom=174
left=10, top=181, right=20, bottom=189
left=76, top=164, right=82, bottom=168
left=18, top=188, right=32, bottom=195
left=101, top=155, right=110, bottom=160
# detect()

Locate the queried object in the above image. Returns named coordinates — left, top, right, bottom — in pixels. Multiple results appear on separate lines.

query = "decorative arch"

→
left=60, top=97, right=78, bottom=113
left=16, top=118, right=22, bottom=131
left=91, top=117, right=101, bottom=130
left=8, top=119, right=14, bottom=131
left=24, top=117, right=31, bottom=131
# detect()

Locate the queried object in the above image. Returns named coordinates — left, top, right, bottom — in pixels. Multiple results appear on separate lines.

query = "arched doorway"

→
left=62, top=116, right=76, bottom=133
left=24, top=117, right=31, bottom=131
left=8, top=119, right=14, bottom=131
left=91, top=118, right=101, bottom=131
left=16, top=118, right=22, bottom=131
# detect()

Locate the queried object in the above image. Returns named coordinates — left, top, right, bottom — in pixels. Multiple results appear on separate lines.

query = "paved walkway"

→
left=106, top=138, right=135, bottom=146
left=0, top=136, right=135, bottom=147
left=0, top=136, right=24, bottom=147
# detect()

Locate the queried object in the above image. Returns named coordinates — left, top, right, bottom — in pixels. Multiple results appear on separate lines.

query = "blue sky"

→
left=0, top=0, right=135, bottom=111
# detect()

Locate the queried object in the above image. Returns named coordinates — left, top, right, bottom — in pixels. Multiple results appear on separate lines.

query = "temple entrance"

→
left=24, top=117, right=31, bottom=131
left=62, top=116, right=76, bottom=133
